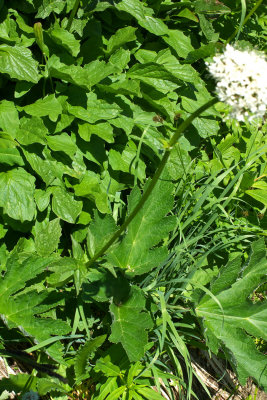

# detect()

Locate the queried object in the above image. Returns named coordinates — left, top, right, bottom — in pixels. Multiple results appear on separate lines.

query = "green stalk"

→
left=226, top=0, right=263, bottom=43
left=66, top=0, right=80, bottom=31
left=86, top=98, right=218, bottom=268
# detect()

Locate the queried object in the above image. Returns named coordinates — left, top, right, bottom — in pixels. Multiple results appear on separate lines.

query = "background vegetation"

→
left=0, top=0, right=266, bottom=399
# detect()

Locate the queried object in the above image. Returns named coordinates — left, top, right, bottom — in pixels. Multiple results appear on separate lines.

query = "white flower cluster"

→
left=207, top=44, right=267, bottom=122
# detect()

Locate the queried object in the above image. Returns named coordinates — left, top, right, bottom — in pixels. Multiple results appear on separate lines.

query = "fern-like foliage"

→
left=0, top=243, right=71, bottom=362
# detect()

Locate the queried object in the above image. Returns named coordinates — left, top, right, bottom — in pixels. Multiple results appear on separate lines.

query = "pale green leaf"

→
left=23, top=94, right=62, bottom=122
left=107, top=26, right=137, bottom=54
left=67, top=101, right=121, bottom=124
left=34, top=218, right=62, bottom=256
left=17, top=116, right=48, bottom=145
left=0, top=168, right=36, bottom=222
left=47, top=132, right=77, bottom=156
left=50, top=27, right=80, bottom=57
left=109, top=286, right=153, bottom=362
left=36, top=0, right=65, bottom=18
left=0, top=45, right=39, bottom=83
left=52, top=187, right=83, bottom=223
left=78, top=122, right=114, bottom=143
left=246, top=189, right=267, bottom=207
left=0, top=100, right=19, bottom=136
left=163, top=29, right=194, bottom=59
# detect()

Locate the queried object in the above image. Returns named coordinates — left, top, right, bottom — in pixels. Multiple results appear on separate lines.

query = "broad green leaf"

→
left=23, top=94, right=62, bottom=122
left=245, top=189, right=267, bottom=207
left=47, top=132, right=77, bottom=156
left=167, top=146, right=191, bottom=180
left=52, top=187, right=83, bottom=223
left=0, top=133, right=23, bottom=166
left=108, top=142, right=146, bottom=181
left=78, top=122, right=114, bottom=143
left=0, top=168, right=36, bottom=222
left=154, top=49, right=200, bottom=84
left=109, top=286, right=153, bottom=362
left=87, top=211, right=117, bottom=258
left=34, top=189, right=51, bottom=212
left=67, top=101, right=121, bottom=124
left=107, top=176, right=175, bottom=276
left=0, top=251, right=70, bottom=362
left=48, top=55, right=114, bottom=89
left=17, top=116, right=48, bottom=145
left=75, top=335, right=107, bottom=382
left=50, top=27, right=80, bottom=57
left=163, top=29, right=194, bottom=59
left=73, top=172, right=110, bottom=214
left=36, top=0, right=65, bottom=18
left=95, top=360, right=121, bottom=377
left=116, top=0, right=168, bottom=36
left=0, top=44, right=39, bottom=83
left=195, top=239, right=267, bottom=390
left=34, top=218, right=62, bottom=256
left=194, top=0, right=231, bottom=14
left=0, top=100, right=19, bottom=136
left=107, top=26, right=137, bottom=54
left=127, top=63, right=181, bottom=94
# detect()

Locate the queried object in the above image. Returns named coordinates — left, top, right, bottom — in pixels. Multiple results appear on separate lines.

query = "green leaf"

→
left=245, top=189, right=267, bottom=207
left=36, top=0, right=65, bottom=18
left=78, top=122, right=114, bottom=143
left=0, top=251, right=70, bottom=362
left=116, top=0, right=168, bottom=36
left=47, top=132, right=77, bottom=156
left=195, top=239, right=267, bottom=390
left=0, top=44, right=39, bottom=83
left=194, top=0, right=231, bottom=14
left=34, top=218, right=62, bottom=256
left=67, top=101, right=121, bottom=124
left=0, top=133, right=24, bottom=166
left=107, top=26, right=137, bottom=54
left=17, top=116, right=48, bottom=145
left=109, top=286, right=153, bottom=362
left=73, top=172, right=110, bottom=214
left=87, top=211, right=117, bottom=258
left=163, top=29, right=194, bottom=59
left=48, top=55, right=114, bottom=90
left=52, top=187, right=83, bottom=223
left=75, top=335, right=107, bottom=382
left=50, top=27, right=80, bottom=57
left=107, top=176, right=175, bottom=276
left=108, top=142, right=146, bottom=181
left=95, top=360, right=121, bottom=377
left=0, top=168, right=36, bottom=222
left=0, top=374, right=38, bottom=394
left=127, top=63, right=181, bottom=94
left=0, top=100, right=19, bottom=136
left=23, top=94, right=63, bottom=122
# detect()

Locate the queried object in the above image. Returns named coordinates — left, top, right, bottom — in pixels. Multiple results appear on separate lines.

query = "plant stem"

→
left=66, top=0, right=80, bottom=31
left=226, top=0, right=263, bottom=43
left=86, top=98, right=218, bottom=268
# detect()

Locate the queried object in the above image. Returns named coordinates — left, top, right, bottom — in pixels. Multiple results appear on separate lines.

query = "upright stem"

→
left=226, top=0, right=263, bottom=43
left=67, top=0, right=80, bottom=31
left=86, top=98, right=218, bottom=268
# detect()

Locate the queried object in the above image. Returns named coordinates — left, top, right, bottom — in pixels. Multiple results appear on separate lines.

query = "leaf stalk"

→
left=86, top=98, right=218, bottom=268
left=67, top=0, right=81, bottom=31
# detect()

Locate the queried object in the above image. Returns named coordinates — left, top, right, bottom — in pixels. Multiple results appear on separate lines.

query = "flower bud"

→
left=34, top=22, right=44, bottom=52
